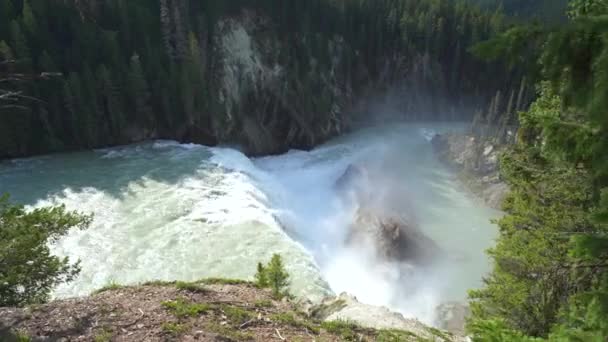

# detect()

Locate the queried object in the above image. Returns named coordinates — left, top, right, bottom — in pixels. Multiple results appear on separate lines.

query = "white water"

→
left=0, top=123, right=499, bottom=325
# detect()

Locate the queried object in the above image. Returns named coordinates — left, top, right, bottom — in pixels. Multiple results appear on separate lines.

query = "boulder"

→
left=335, top=164, right=442, bottom=265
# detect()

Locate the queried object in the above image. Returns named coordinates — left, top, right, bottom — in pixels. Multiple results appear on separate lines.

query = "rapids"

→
left=0, top=123, right=499, bottom=325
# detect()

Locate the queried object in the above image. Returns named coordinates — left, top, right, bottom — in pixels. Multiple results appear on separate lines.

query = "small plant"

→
left=271, top=312, right=320, bottom=334
left=175, top=281, right=206, bottom=293
left=254, top=299, right=273, bottom=308
left=11, top=330, right=32, bottom=342
left=94, top=280, right=124, bottom=294
left=141, top=280, right=175, bottom=286
left=201, top=278, right=251, bottom=285
left=321, top=320, right=362, bottom=341
left=161, top=322, right=188, bottom=335
left=376, top=329, right=419, bottom=342
left=255, top=254, right=290, bottom=298
left=221, top=305, right=254, bottom=325
left=161, top=297, right=212, bottom=318
left=93, top=328, right=113, bottom=342
left=255, top=262, right=269, bottom=287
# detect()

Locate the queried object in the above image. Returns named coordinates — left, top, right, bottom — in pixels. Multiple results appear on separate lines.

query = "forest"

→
left=0, top=0, right=526, bottom=157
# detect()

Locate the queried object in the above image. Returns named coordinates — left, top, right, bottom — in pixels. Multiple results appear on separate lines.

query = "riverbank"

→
left=431, top=133, right=509, bottom=210
left=0, top=279, right=462, bottom=341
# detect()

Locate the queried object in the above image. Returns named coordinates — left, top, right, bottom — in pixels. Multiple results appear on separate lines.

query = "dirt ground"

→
left=0, top=281, right=433, bottom=342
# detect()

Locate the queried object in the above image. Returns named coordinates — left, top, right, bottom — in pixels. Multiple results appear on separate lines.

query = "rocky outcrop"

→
left=310, top=293, right=464, bottom=341
left=335, top=165, right=442, bottom=265
left=431, top=133, right=508, bottom=209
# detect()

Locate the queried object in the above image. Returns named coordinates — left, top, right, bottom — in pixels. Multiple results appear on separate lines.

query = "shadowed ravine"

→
left=0, top=123, right=499, bottom=326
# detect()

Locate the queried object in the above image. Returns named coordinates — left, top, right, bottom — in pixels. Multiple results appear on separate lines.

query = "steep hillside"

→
left=0, top=0, right=527, bottom=158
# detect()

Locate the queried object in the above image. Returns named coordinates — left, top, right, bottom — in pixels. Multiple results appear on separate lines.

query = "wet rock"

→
left=431, top=133, right=508, bottom=209
left=335, top=164, right=442, bottom=264
left=435, top=301, right=470, bottom=335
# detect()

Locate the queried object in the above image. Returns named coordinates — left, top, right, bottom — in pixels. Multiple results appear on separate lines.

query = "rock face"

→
left=207, top=10, right=352, bottom=156
left=335, top=165, right=442, bottom=264
left=435, top=301, right=471, bottom=336
left=431, top=133, right=509, bottom=209
left=310, top=293, right=465, bottom=341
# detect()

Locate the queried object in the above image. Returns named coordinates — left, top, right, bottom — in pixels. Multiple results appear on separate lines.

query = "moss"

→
left=321, top=320, right=363, bottom=341
left=205, top=322, right=254, bottom=341
left=161, top=322, right=188, bottom=335
left=93, top=281, right=125, bottom=294
left=161, top=297, right=212, bottom=318
left=221, top=305, right=255, bottom=325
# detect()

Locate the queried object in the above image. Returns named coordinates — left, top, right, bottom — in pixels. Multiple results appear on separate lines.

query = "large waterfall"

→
left=0, top=123, right=499, bottom=325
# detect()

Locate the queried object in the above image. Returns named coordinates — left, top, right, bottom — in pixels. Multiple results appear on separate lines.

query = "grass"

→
left=175, top=281, right=206, bottom=293
left=426, top=326, right=454, bottom=341
left=93, top=328, right=113, bottom=342
left=201, top=278, right=252, bottom=285
left=93, top=281, right=125, bottom=294
left=376, top=329, right=421, bottom=342
left=161, top=322, right=188, bottom=335
left=271, top=312, right=320, bottom=334
left=221, top=305, right=255, bottom=325
left=11, top=330, right=32, bottom=342
left=141, top=280, right=175, bottom=286
left=253, top=299, right=273, bottom=308
left=321, top=320, right=363, bottom=341
left=161, top=297, right=213, bottom=318
left=205, top=322, right=254, bottom=341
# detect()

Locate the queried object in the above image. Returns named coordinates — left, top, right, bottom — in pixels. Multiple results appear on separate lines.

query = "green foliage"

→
left=161, top=322, right=188, bottom=335
left=254, top=262, right=269, bottom=288
left=270, top=312, right=320, bottom=334
left=221, top=305, right=254, bottom=325
left=161, top=297, right=212, bottom=318
left=175, top=281, right=206, bottom=293
left=0, top=194, right=91, bottom=307
left=93, top=328, right=113, bottom=342
left=320, top=320, right=362, bottom=341
left=375, top=329, right=419, bottom=342
left=468, top=2, right=608, bottom=340
left=255, top=254, right=290, bottom=298
left=200, top=278, right=251, bottom=286
left=253, top=299, right=273, bottom=308
left=93, top=280, right=124, bottom=294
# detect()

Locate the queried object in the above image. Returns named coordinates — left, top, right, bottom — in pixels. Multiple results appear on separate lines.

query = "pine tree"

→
left=22, top=0, right=37, bottom=34
left=127, top=53, right=152, bottom=128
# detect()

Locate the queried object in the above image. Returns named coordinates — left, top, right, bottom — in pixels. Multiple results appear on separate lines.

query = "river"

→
left=0, top=123, right=499, bottom=325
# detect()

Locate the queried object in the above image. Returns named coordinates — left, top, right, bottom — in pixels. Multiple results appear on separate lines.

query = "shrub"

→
left=0, top=194, right=92, bottom=307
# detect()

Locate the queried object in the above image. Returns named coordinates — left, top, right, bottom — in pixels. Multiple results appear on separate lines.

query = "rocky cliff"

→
left=431, top=133, right=508, bottom=209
